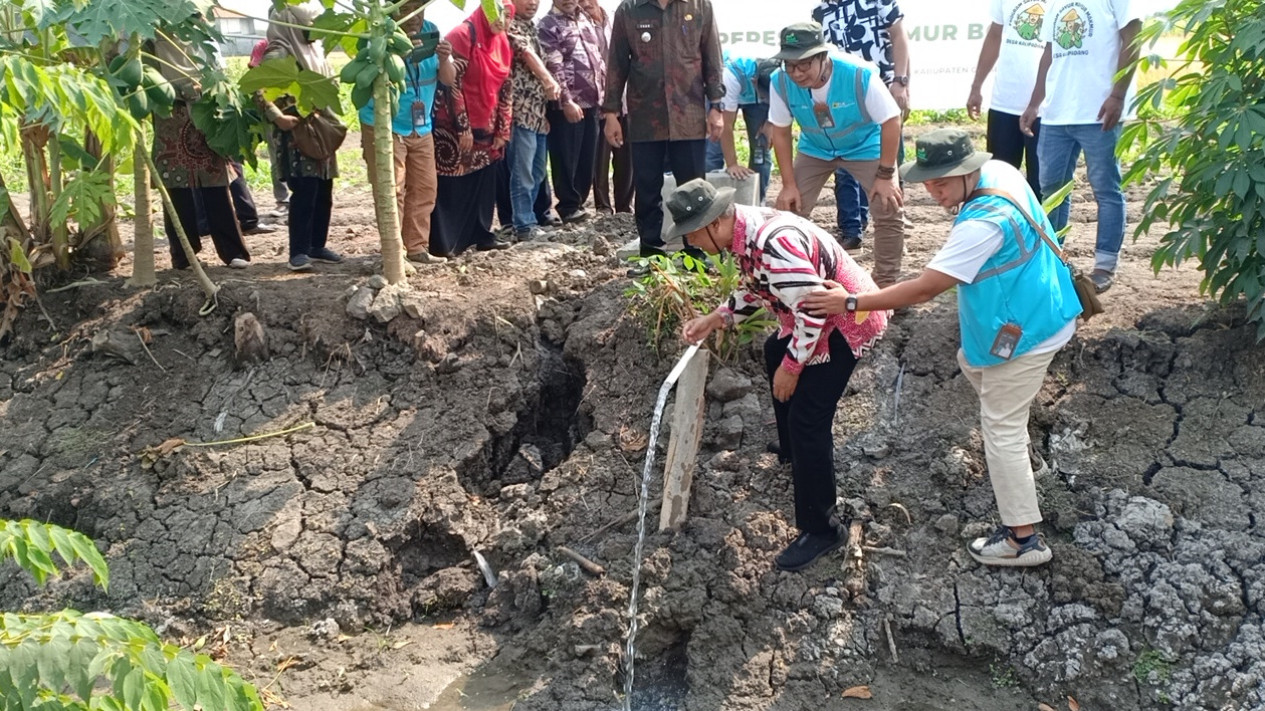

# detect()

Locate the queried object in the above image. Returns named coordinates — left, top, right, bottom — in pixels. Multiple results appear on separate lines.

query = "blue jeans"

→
left=705, top=103, right=772, bottom=204
left=1038, top=123, right=1126, bottom=273
left=834, top=138, right=905, bottom=238
left=508, top=124, right=549, bottom=232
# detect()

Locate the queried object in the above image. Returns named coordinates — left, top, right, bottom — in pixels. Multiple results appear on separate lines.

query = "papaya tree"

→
left=1122, top=0, right=1265, bottom=339
left=243, top=0, right=501, bottom=286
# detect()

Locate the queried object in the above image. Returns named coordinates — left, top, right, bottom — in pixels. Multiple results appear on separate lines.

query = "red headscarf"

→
left=446, top=4, right=516, bottom=131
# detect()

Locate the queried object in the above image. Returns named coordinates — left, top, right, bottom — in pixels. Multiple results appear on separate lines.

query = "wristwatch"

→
left=845, top=295, right=858, bottom=313
left=891, top=75, right=909, bottom=86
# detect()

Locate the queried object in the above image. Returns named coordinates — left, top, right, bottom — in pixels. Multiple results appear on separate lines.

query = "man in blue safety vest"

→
left=767, top=22, right=908, bottom=287
left=704, top=51, right=779, bottom=204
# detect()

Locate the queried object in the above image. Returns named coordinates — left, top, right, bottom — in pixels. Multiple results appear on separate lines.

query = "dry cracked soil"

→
left=2, top=129, right=1264, bottom=711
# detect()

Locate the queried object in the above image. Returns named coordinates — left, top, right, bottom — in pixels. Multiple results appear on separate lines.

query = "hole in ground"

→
left=391, top=521, right=470, bottom=588
left=627, top=635, right=690, bottom=711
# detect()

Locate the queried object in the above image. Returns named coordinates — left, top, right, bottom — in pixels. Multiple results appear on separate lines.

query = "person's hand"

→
left=563, top=101, right=583, bottom=123
left=604, top=114, right=623, bottom=148
left=274, top=115, right=300, bottom=131
left=459, top=130, right=474, bottom=153
left=726, top=163, right=754, bottom=181
left=436, top=40, right=452, bottom=61
left=775, top=183, right=802, bottom=213
left=707, top=108, right=723, bottom=142
left=889, top=83, right=910, bottom=120
left=772, top=365, right=799, bottom=402
left=492, top=136, right=508, bottom=151
left=1098, top=94, right=1125, bottom=131
left=543, top=77, right=562, bottom=101
left=966, top=85, right=983, bottom=121
left=870, top=175, right=903, bottom=212
left=1019, top=104, right=1039, bottom=137
left=681, top=312, right=723, bottom=344
left=800, top=280, right=852, bottom=318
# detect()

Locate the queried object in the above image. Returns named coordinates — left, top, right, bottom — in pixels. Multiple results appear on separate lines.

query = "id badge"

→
left=812, top=102, right=835, bottom=129
left=411, top=100, right=427, bottom=126
left=990, top=323, right=1023, bottom=360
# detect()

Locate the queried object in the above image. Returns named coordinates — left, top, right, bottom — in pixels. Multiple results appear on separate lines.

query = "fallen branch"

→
left=862, top=546, right=907, bottom=558
left=578, top=503, right=660, bottom=544
left=884, top=615, right=899, bottom=663
left=46, top=278, right=108, bottom=293
left=557, top=546, right=606, bottom=577
left=182, top=421, right=315, bottom=448
left=135, top=330, right=166, bottom=373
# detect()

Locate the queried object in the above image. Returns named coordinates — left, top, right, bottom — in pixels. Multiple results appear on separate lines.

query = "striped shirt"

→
left=718, top=205, right=889, bottom=373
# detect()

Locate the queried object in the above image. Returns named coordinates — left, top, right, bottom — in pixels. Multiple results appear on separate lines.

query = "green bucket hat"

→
left=772, top=22, right=831, bottom=62
left=666, top=179, right=737, bottom=238
left=900, top=128, right=992, bottom=182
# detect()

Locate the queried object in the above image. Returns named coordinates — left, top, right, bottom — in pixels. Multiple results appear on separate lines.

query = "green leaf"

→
left=8, top=238, right=33, bottom=275
left=239, top=57, right=342, bottom=114
left=121, top=665, right=146, bottom=711
left=67, top=638, right=97, bottom=701
left=194, top=664, right=226, bottom=711
left=481, top=0, right=502, bottom=22
left=165, top=651, right=198, bottom=711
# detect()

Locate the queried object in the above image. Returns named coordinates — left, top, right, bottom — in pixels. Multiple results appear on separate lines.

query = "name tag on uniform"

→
left=990, top=323, right=1023, bottom=360
left=637, top=19, right=655, bottom=42
left=411, top=100, right=427, bottom=125
left=812, top=102, right=834, bottom=129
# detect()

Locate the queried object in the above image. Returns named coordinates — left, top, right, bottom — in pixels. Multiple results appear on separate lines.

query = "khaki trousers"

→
left=362, top=126, right=438, bottom=256
left=956, top=348, right=1057, bottom=527
left=791, top=153, right=907, bottom=286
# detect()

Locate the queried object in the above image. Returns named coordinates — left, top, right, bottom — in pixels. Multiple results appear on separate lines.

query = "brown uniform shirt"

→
left=603, top=0, right=725, bottom=143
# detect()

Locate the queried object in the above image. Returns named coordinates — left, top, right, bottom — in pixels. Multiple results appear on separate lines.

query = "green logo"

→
left=916, top=147, right=928, bottom=162
left=1012, top=3, right=1045, bottom=41
left=1055, top=7, right=1086, bottom=49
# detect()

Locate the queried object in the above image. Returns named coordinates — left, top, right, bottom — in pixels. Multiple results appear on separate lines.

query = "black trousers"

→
left=194, top=162, right=259, bottom=235
left=987, top=109, right=1042, bottom=199
left=546, top=106, right=600, bottom=216
left=594, top=115, right=634, bottom=213
left=629, top=139, right=706, bottom=254
left=164, top=186, right=249, bottom=268
left=432, top=163, right=498, bottom=256
left=764, top=330, right=857, bottom=535
left=285, top=176, right=333, bottom=259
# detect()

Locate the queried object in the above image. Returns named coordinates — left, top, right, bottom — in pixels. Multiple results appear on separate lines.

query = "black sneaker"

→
left=839, top=235, right=863, bottom=252
left=774, top=528, right=846, bottom=572
left=537, top=213, right=562, bottom=227
left=967, top=525, right=1053, bottom=567
left=309, top=247, right=343, bottom=264
left=765, top=441, right=791, bottom=464
left=476, top=239, right=511, bottom=251
left=561, top=208, right=590, bottom=224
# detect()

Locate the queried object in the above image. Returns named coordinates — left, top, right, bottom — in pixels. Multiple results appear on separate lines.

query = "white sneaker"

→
left=228, top=258, right=249, bottom=269
left=968, top=525, right=1052, bottom=567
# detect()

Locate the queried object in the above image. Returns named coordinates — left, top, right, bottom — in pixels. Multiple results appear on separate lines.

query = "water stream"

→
left=623, top=344, right=700, bottom=711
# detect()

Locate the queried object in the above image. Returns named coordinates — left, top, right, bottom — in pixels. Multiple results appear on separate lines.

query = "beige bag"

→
left=290, top=110, right=347, bottom=161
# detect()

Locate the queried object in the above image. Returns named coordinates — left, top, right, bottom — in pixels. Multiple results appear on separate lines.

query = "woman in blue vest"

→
left=802, top=128, right=1082, bottom=567
left=359, top=7, right=456, bottom=264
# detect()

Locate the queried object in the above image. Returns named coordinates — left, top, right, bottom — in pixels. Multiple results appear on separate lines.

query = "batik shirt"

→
left=718, top=205, right=888, bottom=374
left=506, top=16, right=550, bottom=133
left=811, top=0, right=904, bottom=84
left=603, top=0, right=725, bottom=142
left=537, top=8, right=607, bottom=109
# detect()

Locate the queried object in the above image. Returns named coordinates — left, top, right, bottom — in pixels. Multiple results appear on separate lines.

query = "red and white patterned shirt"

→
left=717, top=205, right=889, bottom=374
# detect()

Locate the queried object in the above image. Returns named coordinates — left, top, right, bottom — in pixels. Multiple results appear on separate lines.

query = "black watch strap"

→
left=845, top=295, right=858, bottom=312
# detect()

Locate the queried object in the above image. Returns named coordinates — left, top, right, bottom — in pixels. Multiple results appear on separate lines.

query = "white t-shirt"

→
left=927, top=167, right=1076, bottom=354
left=1041, top=0, right=1145, bottom=125
left=720, top=66, right=743, bottom=112
left=988, top=0, right=1048, bottom=116
left=767, top=55, right=900, bottom=129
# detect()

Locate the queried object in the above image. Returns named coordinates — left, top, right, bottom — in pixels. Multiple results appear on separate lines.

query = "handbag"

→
left=290, top=109, right=348, bottom=161
left=969, top=188, right=1104, bottom=321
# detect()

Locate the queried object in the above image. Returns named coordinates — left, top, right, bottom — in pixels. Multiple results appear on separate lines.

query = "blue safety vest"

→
left=957, top=162, right=1082, bottom=367
left=359, top=20, right=441, bottom=137
left=772, top=54, right=880, bottom=161
left=727, top=55, right=761, bottom=106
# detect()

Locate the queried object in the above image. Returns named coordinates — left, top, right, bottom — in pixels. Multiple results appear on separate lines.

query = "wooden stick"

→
left=136, top=330, right=166, bottom=373
left=660, top=349, right=710, bottom=531
left=862, top=546, right=908, bottom=558
left=557, top=546, right=606, bottom=577
left=884, top=615, right=900, bottom=663
left=579, top=502, right=660, bottom=544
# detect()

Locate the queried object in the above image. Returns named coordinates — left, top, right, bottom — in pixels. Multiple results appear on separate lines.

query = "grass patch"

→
left=1133, top=649, right=1173, bottom=686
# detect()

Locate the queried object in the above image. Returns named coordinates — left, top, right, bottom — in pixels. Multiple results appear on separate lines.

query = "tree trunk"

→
left=80, top=130, right=125, bottom=269
left=48, top=134, right=70, bottom=268
left=127, top=138, right=156, bottom=287
left=19, top=122, right=50, bottom=243
left=369, top=3, right=406, bottom=285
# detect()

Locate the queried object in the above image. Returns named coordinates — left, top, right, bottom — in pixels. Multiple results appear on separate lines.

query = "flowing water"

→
left=623, top=344, right=700, bottom=711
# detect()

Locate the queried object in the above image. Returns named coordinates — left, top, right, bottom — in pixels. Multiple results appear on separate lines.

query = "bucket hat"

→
left=666, top=179, right=737, bottom=238
left=900, top=128, right=992, bottom=182
left=772, top=22, right=831, bottom=62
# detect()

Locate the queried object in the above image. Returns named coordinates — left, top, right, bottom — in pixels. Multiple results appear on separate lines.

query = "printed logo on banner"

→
left=1008, top=1, right=1046, bottom=42
left=1053, top=3, right=1094, bottom=51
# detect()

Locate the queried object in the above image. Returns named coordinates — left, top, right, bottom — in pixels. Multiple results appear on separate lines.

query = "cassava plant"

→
left=242, top=0, right=502, bottom=286
left=1120, top=0, right=1265, bottom=339
left=0, top=519, right=263, bottom=711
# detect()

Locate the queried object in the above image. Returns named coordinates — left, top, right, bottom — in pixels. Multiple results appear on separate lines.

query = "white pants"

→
left=957, top=348, right=1057, bottom=526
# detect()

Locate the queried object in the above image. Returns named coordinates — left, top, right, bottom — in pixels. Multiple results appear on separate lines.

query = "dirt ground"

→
left=2, top=129, right=1264, bottom=711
